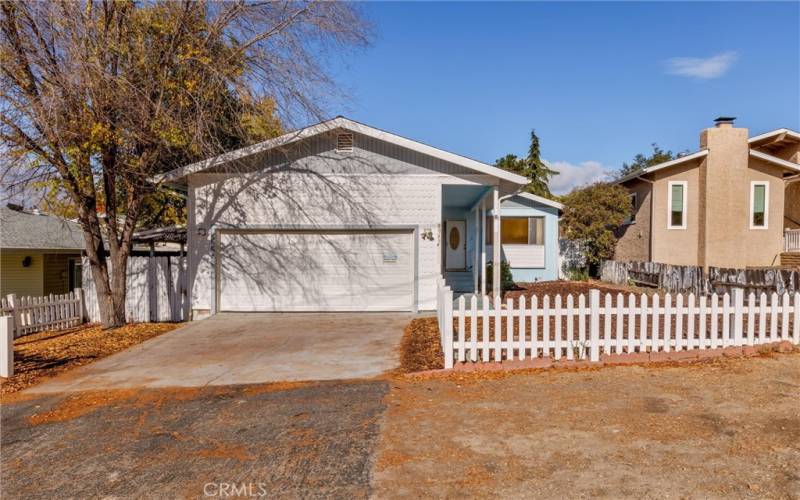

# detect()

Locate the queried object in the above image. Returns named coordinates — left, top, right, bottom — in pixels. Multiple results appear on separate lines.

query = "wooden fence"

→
left=0, top=290, right=85, bottom=339
left=601, top=260, right=800, bottom=296
left=82, top=255, right=187, bottom=323
left=436, top=280, right=799, bottom=369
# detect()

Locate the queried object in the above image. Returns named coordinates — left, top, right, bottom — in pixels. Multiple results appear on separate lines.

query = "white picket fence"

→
left=82, top=255, right=187, bottom=323
left=436, top=280, right=800, bottom=369
left=787, top=229, right=800, bottom=252
left=0, top=290, right=85, bottom=339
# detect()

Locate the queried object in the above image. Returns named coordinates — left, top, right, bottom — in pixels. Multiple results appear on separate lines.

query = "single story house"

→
left=614, top=117, right=800, bottom=269
left=157, top=117, right=562, bottom=317
left=0, top=204, right=85, bottom=297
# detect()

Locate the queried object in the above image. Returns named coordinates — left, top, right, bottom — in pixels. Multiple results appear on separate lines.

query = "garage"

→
left=217, top=229, right=415, bottom=312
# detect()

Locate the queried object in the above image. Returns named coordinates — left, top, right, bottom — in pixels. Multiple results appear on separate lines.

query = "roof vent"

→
left=714, top=116, right=736, bottom=128
left=336, top=133, right=354, bottom=152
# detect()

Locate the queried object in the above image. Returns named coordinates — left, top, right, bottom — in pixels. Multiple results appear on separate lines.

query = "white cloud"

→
left=665, top=51, right=738, bottom=80
left=545, top=159, right=612, bottom=195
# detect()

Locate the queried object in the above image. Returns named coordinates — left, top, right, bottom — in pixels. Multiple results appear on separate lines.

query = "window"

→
left=750, top=181, right=769, bottom=229
left=625, top=193, right=638, bottom=224
left=68, top=259, right=82, bottom=290
left=486, top=216, right=545, bottom=245
left=336, top=133, right=353, bottom=152
left=667, top=181, right=687, bottom=229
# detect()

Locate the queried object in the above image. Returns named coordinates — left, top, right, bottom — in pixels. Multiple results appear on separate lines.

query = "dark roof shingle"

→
left=0, top=206, right=85, bottom=251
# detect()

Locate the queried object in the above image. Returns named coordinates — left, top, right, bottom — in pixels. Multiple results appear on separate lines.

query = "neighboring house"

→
left=157, top=116, right=561, bottom=316
left=614, top=118, right=800, bottom=269
left=0, top=204, right=85, bottom=297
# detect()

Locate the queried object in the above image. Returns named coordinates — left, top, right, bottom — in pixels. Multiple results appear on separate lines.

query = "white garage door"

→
left=218, top=230, right=414, bottom=312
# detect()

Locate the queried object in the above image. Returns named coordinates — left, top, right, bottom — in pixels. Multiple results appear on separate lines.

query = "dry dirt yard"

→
left=374, top=353, right=800, bottom=498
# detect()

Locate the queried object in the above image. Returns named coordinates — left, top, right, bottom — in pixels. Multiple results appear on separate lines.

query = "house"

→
left=157, top=117, right=562, bottom=317
left=443, top=190, right=562, bottom=293
left=614, top=118, right=800, bottom=269
left=0, top=204, right=85, bottom=297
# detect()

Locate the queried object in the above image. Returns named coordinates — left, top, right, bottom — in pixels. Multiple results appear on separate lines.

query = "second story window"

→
left=750, top=181, right=769, bottom=229
left=668, top=181, right=687, bottom=229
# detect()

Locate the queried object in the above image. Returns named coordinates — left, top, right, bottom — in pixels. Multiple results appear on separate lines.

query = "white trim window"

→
left=667, top=181, right=687, bottom=229
left=749, top=181, right=769, bottom=229
left=485, top=216, right=544, bottom=245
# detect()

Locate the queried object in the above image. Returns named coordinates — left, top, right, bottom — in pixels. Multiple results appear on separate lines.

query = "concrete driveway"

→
left=29, top=312, right=413, bottom=394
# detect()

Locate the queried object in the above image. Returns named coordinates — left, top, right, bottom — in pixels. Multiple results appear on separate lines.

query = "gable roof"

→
left=516, top=192, right=564, bottom=211
left=615, top=149, right=709, bottom=184
left=155, top=116, right=529, bottom=185
left=0, top=206, right=84, bottom=251
left=748, top=128, right=800, bottom=145
left=749, top=149, right=800, bottom=172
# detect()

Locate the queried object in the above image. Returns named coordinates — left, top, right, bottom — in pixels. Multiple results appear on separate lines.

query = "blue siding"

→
left=498, top=204, right=560, bottom=282
left=446, top=195, right=560, bottom=283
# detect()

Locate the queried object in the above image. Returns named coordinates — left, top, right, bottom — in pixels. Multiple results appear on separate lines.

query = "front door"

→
left=445, top=220, right=466, bottom=270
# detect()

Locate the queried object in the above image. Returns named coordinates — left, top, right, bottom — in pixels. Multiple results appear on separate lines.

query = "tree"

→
left=1, top=1, right=368, bottom=327
left=618, top=143, right=683, bottom=178
left=560, top=182, right=631, bottom=274
left=495, top=130, right=558, bottom=198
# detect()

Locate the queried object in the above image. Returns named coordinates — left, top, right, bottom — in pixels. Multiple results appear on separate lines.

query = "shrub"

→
left=486, top=261, right=515, bottom=292
left=567, top=267, right=590, bottom=281
left=561, top=182, right=631, bottom=275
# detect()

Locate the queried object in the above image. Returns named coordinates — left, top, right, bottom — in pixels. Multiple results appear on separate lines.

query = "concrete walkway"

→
left=28, top=312, right=413, bottom=393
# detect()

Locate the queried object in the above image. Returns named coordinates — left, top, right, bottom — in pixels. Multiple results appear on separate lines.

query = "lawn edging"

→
left=403, top=340, right=797, bottom=378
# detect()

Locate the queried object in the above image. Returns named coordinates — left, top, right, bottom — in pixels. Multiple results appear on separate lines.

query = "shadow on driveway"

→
left=2, top=380, right=388, bottom=499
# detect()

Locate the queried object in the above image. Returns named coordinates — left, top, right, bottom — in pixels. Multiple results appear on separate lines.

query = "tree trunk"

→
left=108, top=248, right=129, bottom=327
left=82, top=228, right=128, bottom=328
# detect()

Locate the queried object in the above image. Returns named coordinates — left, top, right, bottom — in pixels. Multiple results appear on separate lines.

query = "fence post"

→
left=75, top=287, right=85, bottom=323
left=444, top=288, right=454, bottom=369
left=733, top=288, right=743, bottom=346
left=7, top=294, right=19, bottom=338
left=589, top=289, right=600, bottom=362
left=0, top=316, right=13, bottom=377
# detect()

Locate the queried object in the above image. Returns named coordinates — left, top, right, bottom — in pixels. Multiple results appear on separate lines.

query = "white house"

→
left=157, top=117, right=561, bottom=317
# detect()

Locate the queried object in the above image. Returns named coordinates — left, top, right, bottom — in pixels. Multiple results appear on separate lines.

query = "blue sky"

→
left=329, top=1, right=800, bottom=194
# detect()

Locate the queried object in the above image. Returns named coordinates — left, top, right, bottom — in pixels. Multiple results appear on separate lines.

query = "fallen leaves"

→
left=0, top=322, right=180, bottom=396
left=398, top=317, right=443, bottom=373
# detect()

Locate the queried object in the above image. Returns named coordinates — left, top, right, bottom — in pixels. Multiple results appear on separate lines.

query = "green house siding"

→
left=1, top=250, right=44, bottom=297
left=0, top=250, right=81, bottom=297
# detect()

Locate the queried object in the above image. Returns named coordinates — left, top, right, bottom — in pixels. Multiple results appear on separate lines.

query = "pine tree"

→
left=495, top=130, right=558, bottom=198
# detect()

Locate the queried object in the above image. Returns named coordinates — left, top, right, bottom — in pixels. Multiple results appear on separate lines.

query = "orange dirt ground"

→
left=374, top=351, right=800, bottom=498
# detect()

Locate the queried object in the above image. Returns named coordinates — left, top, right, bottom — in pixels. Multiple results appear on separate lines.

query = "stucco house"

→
left=0, top=204, right=85, bottom=297
left=157, top=117, right=562, bottom=317
left=614, top=118, right=800, bottom=269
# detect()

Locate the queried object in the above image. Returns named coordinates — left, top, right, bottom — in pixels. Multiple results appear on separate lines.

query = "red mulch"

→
left=504, top=280, right=658, bottom=303
left=398, top=317, right=444, bottom=373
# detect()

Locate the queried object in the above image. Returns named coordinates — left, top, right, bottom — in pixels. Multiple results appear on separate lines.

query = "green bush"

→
left=567, top=267, right=589, bottom=281
left=486, top=261, right=515, bottom=292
